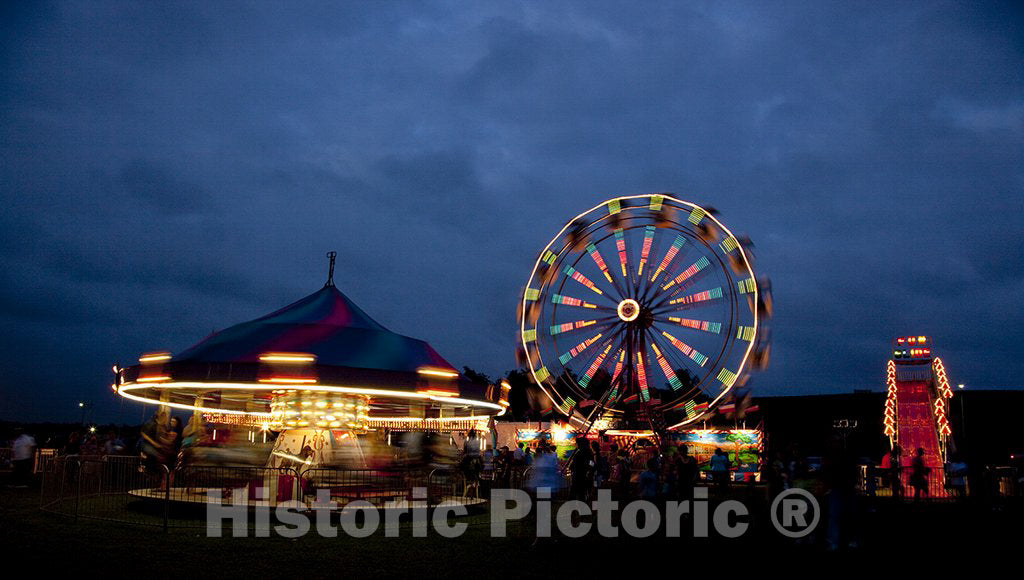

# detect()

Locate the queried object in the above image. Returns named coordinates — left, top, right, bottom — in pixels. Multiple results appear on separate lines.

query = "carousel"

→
left=113, top=253, right=506, bottom=505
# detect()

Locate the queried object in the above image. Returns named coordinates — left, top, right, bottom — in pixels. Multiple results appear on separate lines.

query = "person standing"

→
left=593, top=441, right=609, bottom=489
left=569, top=436, right=594, bottom=501
left=910, top=447, right=929, bottom=500
left=614, top=448, right=633, bottom=500
left=709, top=448, right=731, bottom=491
left=11, top=429, right=36, bottom=487
left=494, top=446, right=512, bottom=487
left=527, top=442, right=562, bottom=492
left=460, top=429, right=484, bottom=498
left=513, top=442, right=526, bottom=465
left=888, top=445, right=904, bottom=499
left=638, top=458, right=660, bottom=501
left=676, top=445, right=698, bottom=501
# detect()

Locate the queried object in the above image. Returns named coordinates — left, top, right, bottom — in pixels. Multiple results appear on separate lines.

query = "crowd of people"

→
left=479, top=435, right=728, bottom=503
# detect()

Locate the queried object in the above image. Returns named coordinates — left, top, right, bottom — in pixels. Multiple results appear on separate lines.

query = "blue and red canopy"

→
left=172, top=285, right=456, bottom=374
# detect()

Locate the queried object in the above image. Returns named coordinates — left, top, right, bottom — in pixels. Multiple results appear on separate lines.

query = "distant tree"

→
left=461, top=366, right=491, bottom=386
left=503, top=369, right=533, bottom=421
left=673, top=368, right=697, bottom=392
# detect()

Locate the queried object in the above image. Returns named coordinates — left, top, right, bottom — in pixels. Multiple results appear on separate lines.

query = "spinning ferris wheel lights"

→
left=518, top=194, right=771, bottom=431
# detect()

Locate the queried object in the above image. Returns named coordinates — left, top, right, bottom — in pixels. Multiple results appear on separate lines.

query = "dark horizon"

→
left=2, top=2, right=1021, bottom=424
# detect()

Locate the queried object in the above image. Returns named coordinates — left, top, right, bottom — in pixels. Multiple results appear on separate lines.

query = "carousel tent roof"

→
left=171, top=284, right=457, bottom=374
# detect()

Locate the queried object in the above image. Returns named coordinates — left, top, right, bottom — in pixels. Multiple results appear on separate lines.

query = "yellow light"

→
left=417, top=367, right=459, bottom=378
left=272, top=451, right=312, bottom=465
left=258, top=377, right=317, bottom=384
left=617, top=298, right=641, bottom=322
left=115, top=390, right=272, bottom=418
left=418, top=389, right=460, bottom=397
left=136, top=376, right=171, bottom=383
left=259, top=352, right=317, bottom=363
left=117, top=381, right=504, bottom=414
left=367, top=415, right=493, bottom=423
left=138, top=352, right=171, bottom=363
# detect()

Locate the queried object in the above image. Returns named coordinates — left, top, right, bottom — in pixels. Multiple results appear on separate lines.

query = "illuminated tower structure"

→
left=883, top=336, right=954, bottom=496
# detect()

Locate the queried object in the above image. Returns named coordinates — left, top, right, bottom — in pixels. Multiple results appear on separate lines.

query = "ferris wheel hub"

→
left=617, top=298, right=641, bottom=322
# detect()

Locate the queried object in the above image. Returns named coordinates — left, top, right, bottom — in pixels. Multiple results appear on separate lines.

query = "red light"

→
left=897, top=338, right=905, bottom=344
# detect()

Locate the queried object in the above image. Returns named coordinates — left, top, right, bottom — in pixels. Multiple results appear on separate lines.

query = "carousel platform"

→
left=128, top=487, right=486, bottom=510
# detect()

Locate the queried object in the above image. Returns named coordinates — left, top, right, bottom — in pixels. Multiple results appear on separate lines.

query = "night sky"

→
left=2, top=2, right=1021, bottom=424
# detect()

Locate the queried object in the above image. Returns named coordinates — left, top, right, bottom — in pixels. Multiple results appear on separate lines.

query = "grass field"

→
left=2, top=481, right=1020, bottom=577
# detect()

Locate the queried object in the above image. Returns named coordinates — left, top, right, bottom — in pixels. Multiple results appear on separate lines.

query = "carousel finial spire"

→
left=325, top=251, right=337, bottom=287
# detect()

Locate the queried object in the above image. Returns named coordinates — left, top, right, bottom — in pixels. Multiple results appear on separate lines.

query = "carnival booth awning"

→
left=115, top=268, right=503, bottom=428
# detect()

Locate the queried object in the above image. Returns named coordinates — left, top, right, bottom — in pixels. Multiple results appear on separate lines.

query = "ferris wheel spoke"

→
left=556, top=332, right=606, bottom=366
left=547, top=315, right=618, bottom=336
left=650, top=330, right=688, bottom=375
left=647, top=329, right=700, bottom=389
left=661, top=256, right=711, bottom=290
left=654, top=286, right=724, bottom=312
left=648, top=338, right=685, bottom=391
left=585, top=242, right=615, bottom=285
left=649, top=234, right=687, bottom=284
left=636, top=225, right=656, bottom=280
left=659, top=316, right=724, bottom=335
left=659, top=329, right=711, bottom=369
left=613, top=228, right=630, bottom=282
left=561, top=265, right=612, bottom=300
left=605, top=348, right=626, bottom=402
left=635, top=226, right=668, bottom=303
left=585, top=242, right=630, bottom=298
left=576, top=343, right=614, bottom=389
left=634, top=337, right=652, bottom=403
left=550, top=293, right=608, bottom=310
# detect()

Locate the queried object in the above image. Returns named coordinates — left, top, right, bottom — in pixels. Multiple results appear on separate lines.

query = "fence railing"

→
left=40, top=455, right=479, bottom=531
left=0, top=447, right=57, bottom=473
left=40, top=454, right=1021, bottom=532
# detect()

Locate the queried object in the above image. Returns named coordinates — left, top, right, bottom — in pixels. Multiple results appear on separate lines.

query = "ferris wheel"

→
left=519, top=194, right=767, bottom=431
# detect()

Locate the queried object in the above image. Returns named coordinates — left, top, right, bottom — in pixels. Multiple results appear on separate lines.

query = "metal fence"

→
left=41, top=454, right=1018, bottom=532
left=0, top=447, right=57, bottom=473
left=40, top=455, right=479, bottom=531
left=860, top=465, right=953, bottom=499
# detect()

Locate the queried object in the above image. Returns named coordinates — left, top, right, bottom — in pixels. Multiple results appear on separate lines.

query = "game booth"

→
left=493, top=422, right=764, bottom=482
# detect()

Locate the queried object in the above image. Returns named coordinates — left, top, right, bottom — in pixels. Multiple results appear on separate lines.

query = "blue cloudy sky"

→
left=1, top=1, right=1021, bottom=423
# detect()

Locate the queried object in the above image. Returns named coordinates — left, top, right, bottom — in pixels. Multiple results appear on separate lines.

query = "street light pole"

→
left=78, top=401, right=93, bottom=426
left=957, top=384, right=966, bottom=451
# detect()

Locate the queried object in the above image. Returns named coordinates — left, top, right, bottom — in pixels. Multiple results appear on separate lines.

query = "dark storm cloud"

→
left=1, top=1, right=1021, bottom=422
